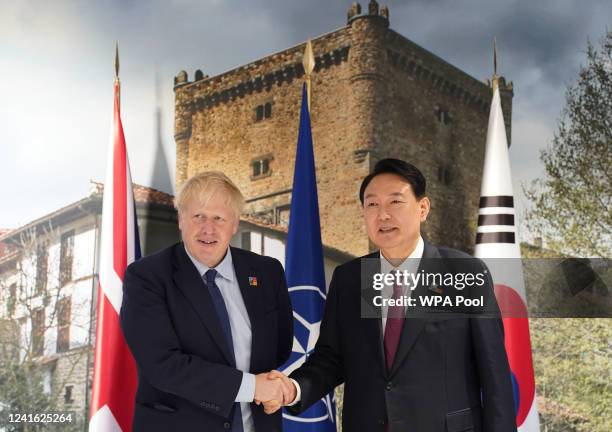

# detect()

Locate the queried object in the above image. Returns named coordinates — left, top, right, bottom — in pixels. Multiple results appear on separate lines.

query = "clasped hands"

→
left=254, top=370, right=296, bottom=414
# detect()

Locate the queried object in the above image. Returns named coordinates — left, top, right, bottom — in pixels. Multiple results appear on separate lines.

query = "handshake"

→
left=253, top=370, right=297, bottom=414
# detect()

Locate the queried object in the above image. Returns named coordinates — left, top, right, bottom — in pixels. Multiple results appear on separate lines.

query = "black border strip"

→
left=476, top=232, right=516, bottom=244
left=478, top=214, right=515, bottom=226
left=479, top=196, right=514, bottom=208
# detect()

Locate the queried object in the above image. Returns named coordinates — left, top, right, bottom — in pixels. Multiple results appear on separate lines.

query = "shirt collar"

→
left=184, top=244, right=235, bottom=282
left=380, top=235, right=425, bottom=273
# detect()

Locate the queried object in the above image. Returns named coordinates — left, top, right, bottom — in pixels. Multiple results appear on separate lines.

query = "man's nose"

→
left=199, top=218, right=216, bottom=233
left=377, top=206, right=391, bottom=220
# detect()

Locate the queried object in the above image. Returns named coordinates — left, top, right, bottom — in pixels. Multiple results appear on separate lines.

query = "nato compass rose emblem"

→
left=281, top=284, right=336, bottom=429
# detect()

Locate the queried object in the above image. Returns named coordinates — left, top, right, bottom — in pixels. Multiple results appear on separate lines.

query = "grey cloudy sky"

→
left=1, top=0, right=610, bottom=241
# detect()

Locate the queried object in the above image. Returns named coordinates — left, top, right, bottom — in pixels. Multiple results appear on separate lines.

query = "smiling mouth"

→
left=378, top=227, right=397, bottom=233
left=198, top=239, right=218, bottom=245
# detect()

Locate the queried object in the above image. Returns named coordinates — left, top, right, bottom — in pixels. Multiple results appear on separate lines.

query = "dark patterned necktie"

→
left=205, top=269, right=244, bottom=432
left=383, top=281, right=405, bottom=372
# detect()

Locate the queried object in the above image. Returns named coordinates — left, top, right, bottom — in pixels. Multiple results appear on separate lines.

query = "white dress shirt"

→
left=185, top=246, right=256, bottom=432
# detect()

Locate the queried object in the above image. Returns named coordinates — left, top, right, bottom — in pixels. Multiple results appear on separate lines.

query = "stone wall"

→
left=49, top=346, right=92, bottom=429
left=174, top=2, right=514, bottom=256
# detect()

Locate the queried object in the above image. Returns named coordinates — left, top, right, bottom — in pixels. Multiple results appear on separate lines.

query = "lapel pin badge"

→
left=248, top=276, right=258, bottom=287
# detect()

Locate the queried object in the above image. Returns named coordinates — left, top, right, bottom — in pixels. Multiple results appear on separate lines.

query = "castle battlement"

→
left=173, top=2, right=513, bottom=256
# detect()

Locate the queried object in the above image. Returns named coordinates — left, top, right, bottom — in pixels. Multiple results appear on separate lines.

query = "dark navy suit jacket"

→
left=120, top=243, right=293, bottom=432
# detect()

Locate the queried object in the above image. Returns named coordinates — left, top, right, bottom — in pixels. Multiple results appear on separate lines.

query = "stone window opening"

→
left=251, top=154, right=273, bottom=180
left=59, top=230, right=74, bottom=286
left=275, top=205, right=291, bottom=227
left=64, top=385, right=74, bottom=405
left=438, top=166, right=452, bottom=186
left=436, top=106, right=451, bottom=125
left=254, top=102, right=273, bottom=122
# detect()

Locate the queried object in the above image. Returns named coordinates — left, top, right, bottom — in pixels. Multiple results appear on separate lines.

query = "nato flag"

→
left=281, top=83, right=337, bottom=432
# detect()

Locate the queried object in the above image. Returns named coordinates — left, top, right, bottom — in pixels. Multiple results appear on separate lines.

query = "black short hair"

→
left=359, top=158, right=427, bottom=204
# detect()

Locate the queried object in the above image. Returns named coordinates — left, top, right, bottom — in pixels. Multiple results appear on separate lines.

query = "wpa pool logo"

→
left=281, top=285, right=336, bottom=431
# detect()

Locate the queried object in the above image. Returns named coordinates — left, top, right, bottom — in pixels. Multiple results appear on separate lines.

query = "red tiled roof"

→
left=134, top=184, right=175, bottom=206
left=0, top=184, right=175, bottom=246
left=90, top=181, right=175, bottom=207
left=241, top=215, right=288, bottom=233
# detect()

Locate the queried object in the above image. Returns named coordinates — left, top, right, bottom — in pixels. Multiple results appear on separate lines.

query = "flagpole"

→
left=476, top=37, right=541, bottom=432
left=302, top=39, right=315, bottom=111
left=115, top=42, right=120, bottom=108
left=89, top=43, right=139, bottom=432
left=281, top=41, right=337, bottom=431
left=492, top=37, right=498, bottom=92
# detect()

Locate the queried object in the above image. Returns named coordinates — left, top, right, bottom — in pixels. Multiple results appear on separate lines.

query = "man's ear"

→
left=419, top=196, right=431, bottom=222
left=232, top=214, right=240, bottom=235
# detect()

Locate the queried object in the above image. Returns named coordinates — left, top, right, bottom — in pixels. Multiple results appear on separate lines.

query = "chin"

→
left=194, top=252, right=211, bottom=263
left=375, top=235, right=398, bottom=247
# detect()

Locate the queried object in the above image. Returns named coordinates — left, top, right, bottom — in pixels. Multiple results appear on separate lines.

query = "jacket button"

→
left=386, top=382, right=392, bottom=391
left=223, top=422, right=231, bottom=429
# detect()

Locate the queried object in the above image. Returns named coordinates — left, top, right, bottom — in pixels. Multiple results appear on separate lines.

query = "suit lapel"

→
left=230, top=247, right=267, bottom=371
left=172, top=244, right=234, bottom=365
left=360, top=252, right=389, bottom=379
left=388, top=242, right=441, bottom=378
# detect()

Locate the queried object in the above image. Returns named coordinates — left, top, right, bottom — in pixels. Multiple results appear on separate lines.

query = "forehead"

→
left=182, top=191, right=235, bottom=213
left=364, top=173, right=414, bottom=198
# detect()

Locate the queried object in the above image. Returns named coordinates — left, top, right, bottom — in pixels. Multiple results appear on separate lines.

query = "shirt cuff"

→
left=235, top=372, right=256, bottom=403
left=286, top=378, right=301, bottom=406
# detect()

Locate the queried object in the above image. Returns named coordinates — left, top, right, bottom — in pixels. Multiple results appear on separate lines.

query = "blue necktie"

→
left=205, top=269, right=244, bottom=432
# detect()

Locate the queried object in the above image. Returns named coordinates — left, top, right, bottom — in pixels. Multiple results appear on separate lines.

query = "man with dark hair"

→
left=264, top=158, right=516, bottom=431
left=359, top=158, right=427, bottom=201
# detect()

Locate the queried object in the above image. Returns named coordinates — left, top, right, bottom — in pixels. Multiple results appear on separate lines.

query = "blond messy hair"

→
left=175, top=171, right=245, bottom=217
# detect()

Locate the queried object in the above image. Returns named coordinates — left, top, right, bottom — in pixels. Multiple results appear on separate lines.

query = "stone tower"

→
left=173, top=1, right=514, bottom=256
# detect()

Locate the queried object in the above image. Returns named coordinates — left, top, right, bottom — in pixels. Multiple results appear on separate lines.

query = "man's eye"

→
left=367, top=202, right=378, bottom=207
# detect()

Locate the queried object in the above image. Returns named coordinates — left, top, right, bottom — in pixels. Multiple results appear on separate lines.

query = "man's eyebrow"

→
left=364, top=191, right=406, bottom=200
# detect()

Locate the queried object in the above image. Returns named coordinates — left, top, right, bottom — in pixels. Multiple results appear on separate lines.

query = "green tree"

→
left=0, top=226, right=85, bottom=432
left=520, top=244, right=611, bottom=432
left=530, top=318, right=612, bottom=432
left=525, top=30, right=611, bottom=258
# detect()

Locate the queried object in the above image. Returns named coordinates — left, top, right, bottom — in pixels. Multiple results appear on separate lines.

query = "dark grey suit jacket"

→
left=288, top=242, right=516, bottom=432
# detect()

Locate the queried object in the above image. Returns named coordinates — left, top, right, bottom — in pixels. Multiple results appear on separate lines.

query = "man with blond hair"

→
left=120, top=171, right=294, bottom=432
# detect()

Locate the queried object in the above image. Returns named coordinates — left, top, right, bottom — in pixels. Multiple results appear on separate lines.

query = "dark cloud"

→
left=2, top=0, right=610, bottom=232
